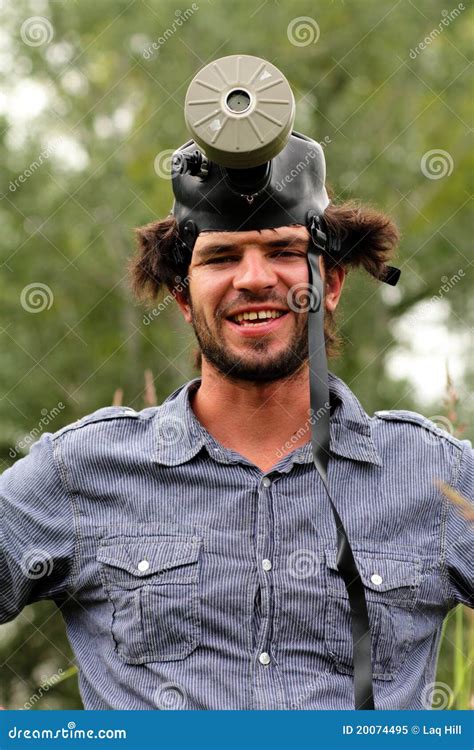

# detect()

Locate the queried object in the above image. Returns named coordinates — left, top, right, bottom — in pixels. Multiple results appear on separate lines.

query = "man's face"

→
left=178, top=225, right=342, bottom=384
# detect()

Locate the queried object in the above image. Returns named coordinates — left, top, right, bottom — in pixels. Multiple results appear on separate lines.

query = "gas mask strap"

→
left=306, top=218, right=375, bottom=711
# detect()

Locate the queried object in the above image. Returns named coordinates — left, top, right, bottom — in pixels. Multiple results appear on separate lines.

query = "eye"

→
left=203, top=256, right=237, bottom=265
left=272, top=251, right=305, bottom=258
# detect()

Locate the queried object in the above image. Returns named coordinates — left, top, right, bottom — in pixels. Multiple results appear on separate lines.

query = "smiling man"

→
left=0, top=174, right=472, bottom=713
left=173, top=225, right=344, bottom=473
left=1, top=56, right=472, bottom=712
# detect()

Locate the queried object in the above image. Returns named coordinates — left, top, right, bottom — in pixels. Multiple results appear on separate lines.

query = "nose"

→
left=232, top=249, right=278, bottom=293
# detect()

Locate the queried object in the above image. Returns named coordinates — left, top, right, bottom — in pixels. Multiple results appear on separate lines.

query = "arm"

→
left=445, top=440, right=474, bottom=608
left=0, top=432, right=76, bottom=624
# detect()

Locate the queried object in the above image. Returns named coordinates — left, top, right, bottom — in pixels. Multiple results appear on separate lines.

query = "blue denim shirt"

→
left=1, top=372, right=472, bottom=710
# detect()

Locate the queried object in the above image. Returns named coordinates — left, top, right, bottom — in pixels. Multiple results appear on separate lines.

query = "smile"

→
left=225, top=309, right=290, bottom=335
left=230, top=309, right=286, bottom=325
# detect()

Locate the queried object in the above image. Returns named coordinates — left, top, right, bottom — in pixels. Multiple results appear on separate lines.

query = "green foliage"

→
left=0, top=0, right=471, bottom=709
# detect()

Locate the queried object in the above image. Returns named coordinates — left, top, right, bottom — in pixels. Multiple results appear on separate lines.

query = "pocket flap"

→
left=98, top=536, right=201, bottom=577
left=325, top=547, right=421, bottom=591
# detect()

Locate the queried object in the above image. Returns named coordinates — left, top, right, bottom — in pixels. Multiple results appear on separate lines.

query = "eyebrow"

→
left=195, top=237, right=309, bottom=259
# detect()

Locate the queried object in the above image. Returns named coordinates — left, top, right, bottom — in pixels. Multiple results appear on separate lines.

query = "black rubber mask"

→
left=170, top=129, right=399, bottom=286
left=172, top=130, right=328, bottom=245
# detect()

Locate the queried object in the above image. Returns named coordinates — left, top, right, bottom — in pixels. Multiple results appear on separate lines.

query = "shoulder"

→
left=371, top=409, right=466, bottom=451
left=51, top=406, right=157, bottom=441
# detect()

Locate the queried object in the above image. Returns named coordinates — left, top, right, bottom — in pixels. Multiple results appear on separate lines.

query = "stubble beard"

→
left=189, top=304, right=309, bottom=384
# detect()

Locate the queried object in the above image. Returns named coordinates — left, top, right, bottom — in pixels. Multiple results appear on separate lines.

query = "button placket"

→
left=254, top=473, right=276, bottom=686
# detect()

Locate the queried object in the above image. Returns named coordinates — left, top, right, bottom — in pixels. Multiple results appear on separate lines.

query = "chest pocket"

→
left=324, top=547, right=422, bottom=681
left=97, top=535, right=202, bottom=664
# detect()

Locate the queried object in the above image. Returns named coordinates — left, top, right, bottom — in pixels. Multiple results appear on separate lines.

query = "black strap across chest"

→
left=306, top=243, right=375, bottom=711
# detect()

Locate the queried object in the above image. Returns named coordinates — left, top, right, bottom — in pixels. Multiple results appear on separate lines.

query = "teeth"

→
left=233, top=310, right=284, bottom=323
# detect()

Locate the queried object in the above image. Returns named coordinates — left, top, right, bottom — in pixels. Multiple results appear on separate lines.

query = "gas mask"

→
left=170, top=54, right=401, bottom=710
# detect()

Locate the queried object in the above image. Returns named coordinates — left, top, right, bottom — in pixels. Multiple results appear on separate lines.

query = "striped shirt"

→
left=1, top=371, right=472, bottom=710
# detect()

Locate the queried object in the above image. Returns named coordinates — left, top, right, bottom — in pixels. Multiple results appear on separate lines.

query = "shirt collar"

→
left=154, top=371, right=382, bottom=468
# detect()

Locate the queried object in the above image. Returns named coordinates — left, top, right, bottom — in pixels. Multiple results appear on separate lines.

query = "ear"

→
left=174, top=288, right=193, bottom=323
left=320, top=257, right=345, bottom=312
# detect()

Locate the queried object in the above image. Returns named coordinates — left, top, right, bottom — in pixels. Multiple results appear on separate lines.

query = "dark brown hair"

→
left=129, top=194, right=399, bottom=366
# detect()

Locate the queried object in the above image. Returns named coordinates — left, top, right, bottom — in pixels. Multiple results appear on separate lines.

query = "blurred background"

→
left=0, top=0, right=472, bottom=709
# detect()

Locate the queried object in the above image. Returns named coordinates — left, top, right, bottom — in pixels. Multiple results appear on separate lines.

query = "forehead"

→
left=194, top=224, right=310, bottom=251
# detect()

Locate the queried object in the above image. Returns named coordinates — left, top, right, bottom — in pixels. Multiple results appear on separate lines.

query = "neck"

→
left=190, top=358, right=314, bottom=460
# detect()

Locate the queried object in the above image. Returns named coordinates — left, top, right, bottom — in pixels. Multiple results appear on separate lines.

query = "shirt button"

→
left=262, top=559, right=272, bottom=571
left=259, top=652, right=271, bottom=665
left=138, top=560, right=150, bottom=572
left=262, top=477, right=272, bottom=488
left=371, top=573, right=383, bottom=585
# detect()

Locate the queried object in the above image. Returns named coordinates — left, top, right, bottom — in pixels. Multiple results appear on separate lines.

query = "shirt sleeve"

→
left=445, top=440, right=474, bottom=608
left=0, top=432, right=76, bottom=624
